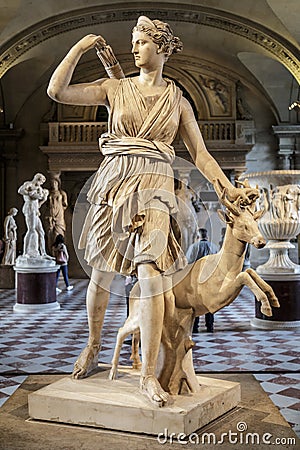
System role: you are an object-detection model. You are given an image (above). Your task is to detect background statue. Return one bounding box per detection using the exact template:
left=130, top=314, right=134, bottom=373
left=18, top=173, right=49, bottom=258
left=174, top=180, right=198, bottom=253
left=47, top=174, right=68, bottom=252
left=1, top=207, right=18, bottom=265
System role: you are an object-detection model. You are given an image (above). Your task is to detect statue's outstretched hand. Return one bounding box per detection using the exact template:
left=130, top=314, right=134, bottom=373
left=226, top=186, right=259, bottom=206
left=213, top=178, right=259, bottom=206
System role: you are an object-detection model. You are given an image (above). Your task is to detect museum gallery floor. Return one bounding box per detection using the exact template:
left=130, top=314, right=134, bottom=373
left=0, top=276, right=299, bottom=439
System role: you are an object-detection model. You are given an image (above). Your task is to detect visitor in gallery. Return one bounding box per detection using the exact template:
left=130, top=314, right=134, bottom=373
left=52, top=234, right=73, bottom=293
left=186, top=228, right=218, bottom=333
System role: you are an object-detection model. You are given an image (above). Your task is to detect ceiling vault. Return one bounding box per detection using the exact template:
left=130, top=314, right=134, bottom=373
left=0, top=2, right=299, bottom=81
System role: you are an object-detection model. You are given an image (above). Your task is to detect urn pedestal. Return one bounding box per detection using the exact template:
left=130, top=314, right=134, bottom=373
left=251, top=273, right=300, bottom=329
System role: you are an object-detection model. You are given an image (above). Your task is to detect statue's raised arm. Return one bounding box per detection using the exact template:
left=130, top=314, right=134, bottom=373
left=47, top=34, right=118, bottom=106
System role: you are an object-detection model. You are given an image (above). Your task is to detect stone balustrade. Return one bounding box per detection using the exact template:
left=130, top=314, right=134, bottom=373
left=48, top=120, right=238, bottom=144
left=43, top=120, right=254, bottom=172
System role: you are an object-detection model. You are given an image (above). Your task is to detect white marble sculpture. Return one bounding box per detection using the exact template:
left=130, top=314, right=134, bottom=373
left=48, top=15, right=265, bottom=407
left=109, top=180, right=280, bottom=392
left=240, top=170, right=300, bottom=274
left=47, top=173, right=68, bottom=252
left=1, top=207, right=18, bottom=265
left=16, top=173, right=55, bottom=267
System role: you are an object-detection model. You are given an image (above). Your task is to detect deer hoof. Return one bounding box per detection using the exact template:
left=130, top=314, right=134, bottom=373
left=261, top=305, right=272, bottom=317
left=270, top=297, right=280, bottom=308
left=109, top=367, right=118, bottom=380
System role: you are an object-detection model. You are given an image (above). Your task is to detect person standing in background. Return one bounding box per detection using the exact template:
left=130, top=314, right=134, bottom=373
left=186, top=228, right=218, bottom=333
left=52, top=234, right=73, bottom=293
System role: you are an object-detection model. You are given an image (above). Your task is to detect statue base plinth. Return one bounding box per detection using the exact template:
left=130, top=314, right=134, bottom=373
left=0, top=265, right=15, bottom=288
left=14, top=265, right=60, bottom=312
left=252, top=273, right=300, bottom=329
left=15, top=254, right=56, bottom=268
left=28, top=366, right=240, bottom=436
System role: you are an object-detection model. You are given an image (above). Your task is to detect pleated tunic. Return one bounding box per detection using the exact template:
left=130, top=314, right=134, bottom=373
left=79, top=78, right=187, bottom=275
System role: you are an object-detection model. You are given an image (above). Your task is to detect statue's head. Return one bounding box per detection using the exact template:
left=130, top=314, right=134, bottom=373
left=133, top=16, right=183, bottom=60
left=33, top=173, right=46, bottom=185
left=51, top=177, right=61, bottom=191
left=9, top=207, right=18, bottom=216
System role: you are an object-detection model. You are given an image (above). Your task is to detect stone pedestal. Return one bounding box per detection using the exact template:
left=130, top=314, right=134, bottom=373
left=14, top=265, right=60, bottom=312
left=0, top=265, right=15, bottom=288
left=28, top=366, right=241, bottom=436
left=251, top=273, right=300, bottom=329
left=2, top=373, right=298, bottom=450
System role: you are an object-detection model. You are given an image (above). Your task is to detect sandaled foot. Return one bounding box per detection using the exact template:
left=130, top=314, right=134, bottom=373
left=72, top=344, right=100, bottom=379
left=140, top=375, right=169, bottom=407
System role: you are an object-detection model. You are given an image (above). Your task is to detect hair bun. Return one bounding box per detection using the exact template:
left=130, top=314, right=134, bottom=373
left=172, top=36, right=183, bottom=54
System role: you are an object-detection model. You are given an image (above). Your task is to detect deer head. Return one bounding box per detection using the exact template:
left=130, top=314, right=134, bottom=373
left=214, top=179, right=266, bottom=249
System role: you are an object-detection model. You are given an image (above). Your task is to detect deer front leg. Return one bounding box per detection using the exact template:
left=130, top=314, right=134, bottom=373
left=245, top=268, right=280, bottom=308
left=236, top=272, right=272, bottom=316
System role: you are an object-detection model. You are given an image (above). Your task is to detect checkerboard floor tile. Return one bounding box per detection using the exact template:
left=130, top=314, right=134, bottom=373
left=0, top=277, right=299, bottom=436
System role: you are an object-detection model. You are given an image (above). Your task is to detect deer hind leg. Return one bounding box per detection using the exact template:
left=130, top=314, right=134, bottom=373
left=130, top=331, right=141, bottom=369
left=236, top=272, right=273, bottom=316
left=245, top=268, right=280, bottom=308
left=109, top=315, right=139, bottom=380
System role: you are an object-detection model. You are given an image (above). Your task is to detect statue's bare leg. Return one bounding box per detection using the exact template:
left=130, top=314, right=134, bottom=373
left=138, top=263, right=169, bottom=407
left=37, top=218, right=47, bottom=255
left=72, top=269, right=114, bottom=379
left=24, top=214, right=38, bottom=256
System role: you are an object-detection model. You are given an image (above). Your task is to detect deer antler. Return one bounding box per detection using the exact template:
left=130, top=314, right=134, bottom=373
left=213, top=179, right=240, bottom=216
left=253, top=209, right=265, bottom=220
left=236, top=179, right=250, bottom=189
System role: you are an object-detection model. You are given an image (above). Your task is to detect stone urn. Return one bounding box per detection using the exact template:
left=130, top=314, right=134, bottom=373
left=239, top=170, right=300, bottom=275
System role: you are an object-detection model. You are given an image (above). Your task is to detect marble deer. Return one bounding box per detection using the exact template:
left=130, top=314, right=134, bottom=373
left=109, top=179, right=280, bottom=394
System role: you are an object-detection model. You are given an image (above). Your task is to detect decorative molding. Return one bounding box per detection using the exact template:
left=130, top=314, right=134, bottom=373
left=273, top=125, right=300, bottom=135
left=0, top=3, right=299, bottom=81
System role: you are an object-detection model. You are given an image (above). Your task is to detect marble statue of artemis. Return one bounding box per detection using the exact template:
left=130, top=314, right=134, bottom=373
left=47, top=16, right=256, bottom=407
